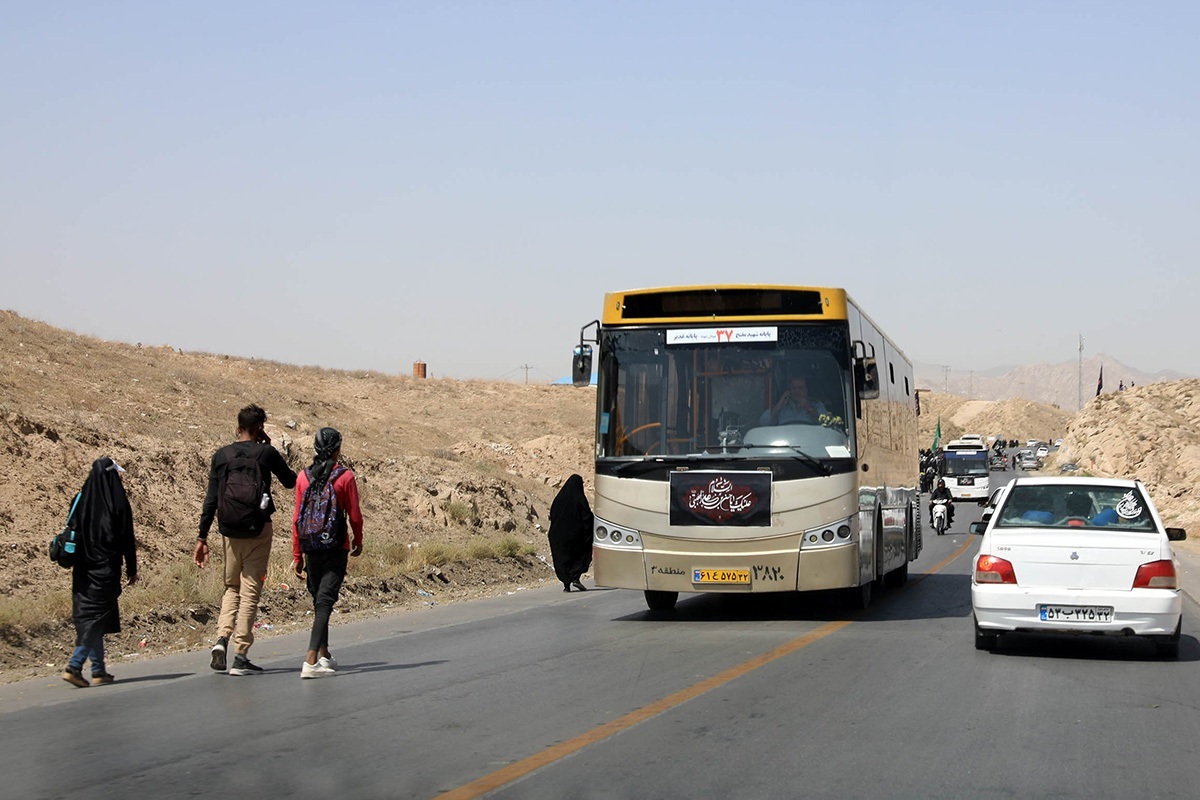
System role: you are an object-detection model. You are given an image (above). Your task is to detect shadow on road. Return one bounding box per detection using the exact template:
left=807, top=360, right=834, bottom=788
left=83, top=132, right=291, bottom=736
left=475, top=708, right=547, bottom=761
left=611, top=571, right=974, bottom=624
left=983, top=632, right=1200, bottom=664
left=105, top=672, right=193, bottom=685
left=340, top=660, right=449, bottom=675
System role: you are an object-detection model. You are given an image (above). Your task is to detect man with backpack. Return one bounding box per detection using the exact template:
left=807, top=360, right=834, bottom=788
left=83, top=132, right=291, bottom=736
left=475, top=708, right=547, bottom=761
left=291, top=427, right=363, bottom=678
left=194, top=404, right=296, bottom=676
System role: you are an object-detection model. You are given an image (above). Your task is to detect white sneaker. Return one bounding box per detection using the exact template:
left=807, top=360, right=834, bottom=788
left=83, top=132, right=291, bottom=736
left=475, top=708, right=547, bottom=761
left=318, top=655, right=337, bottom=670
left=301, top=660, right=336, bottom=679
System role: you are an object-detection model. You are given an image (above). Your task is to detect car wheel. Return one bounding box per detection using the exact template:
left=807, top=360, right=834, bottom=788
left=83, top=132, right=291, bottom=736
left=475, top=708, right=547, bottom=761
left=644, top=590, right=678, bottom=612
left=974, top=617, right=998, bottom=651
left=1154, top=620, right=1182, bottom=659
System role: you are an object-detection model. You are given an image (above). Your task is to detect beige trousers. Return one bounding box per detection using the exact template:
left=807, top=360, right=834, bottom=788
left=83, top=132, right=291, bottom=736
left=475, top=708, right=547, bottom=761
left=217, top=521, right=273, bottom=655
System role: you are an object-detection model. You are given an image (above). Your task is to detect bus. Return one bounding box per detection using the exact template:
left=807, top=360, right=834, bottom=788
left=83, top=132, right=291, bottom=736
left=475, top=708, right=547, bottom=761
left=570, top=285, right=920, bottom=611
left=938, top=438, right=989, bottom=502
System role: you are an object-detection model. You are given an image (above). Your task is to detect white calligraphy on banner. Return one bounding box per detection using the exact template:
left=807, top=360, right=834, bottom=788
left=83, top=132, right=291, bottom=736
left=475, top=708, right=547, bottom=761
left=666, top=327, right=778, bottom=345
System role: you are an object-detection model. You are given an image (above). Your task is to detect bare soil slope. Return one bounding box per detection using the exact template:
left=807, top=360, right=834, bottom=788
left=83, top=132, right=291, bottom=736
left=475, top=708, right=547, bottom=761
left=0, top=311, right=593, bottom=682
left=918, top=393, right=1072, bottom=446
left=1057, top=380, right=1200, bottom=531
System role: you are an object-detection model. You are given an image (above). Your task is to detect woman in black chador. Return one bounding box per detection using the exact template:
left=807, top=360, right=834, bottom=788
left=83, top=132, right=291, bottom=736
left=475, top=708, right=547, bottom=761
left=62, top=457, right=138, bottom=688
left=547, top=474, right=594, bottom=592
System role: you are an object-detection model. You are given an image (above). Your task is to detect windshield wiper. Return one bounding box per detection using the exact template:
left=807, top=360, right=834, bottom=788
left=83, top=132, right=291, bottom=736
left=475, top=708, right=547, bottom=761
left=739, top=444, right=831, bottom=476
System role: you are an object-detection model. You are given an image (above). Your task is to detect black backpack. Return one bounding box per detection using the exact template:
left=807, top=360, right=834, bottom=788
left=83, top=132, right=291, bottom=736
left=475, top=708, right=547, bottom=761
left=49, top=492, right=82, bottom=569
left=296, top=466, right=348, bottom=552
left=216, top=444, right=267, bottom=534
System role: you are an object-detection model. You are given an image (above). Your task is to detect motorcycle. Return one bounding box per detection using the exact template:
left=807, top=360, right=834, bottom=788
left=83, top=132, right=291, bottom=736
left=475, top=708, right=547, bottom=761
left=931, top=498, right=950, bottom=535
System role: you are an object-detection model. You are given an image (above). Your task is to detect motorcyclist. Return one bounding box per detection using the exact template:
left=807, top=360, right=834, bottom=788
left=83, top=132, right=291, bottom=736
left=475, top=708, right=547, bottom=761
left=929, top=478, right=955, bottom=527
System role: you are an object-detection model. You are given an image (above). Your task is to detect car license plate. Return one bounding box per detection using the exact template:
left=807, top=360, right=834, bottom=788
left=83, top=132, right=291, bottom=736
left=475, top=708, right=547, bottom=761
left=1039, top=605, right=1113, bottom=622
left=693, top=568, right=751, bottom=585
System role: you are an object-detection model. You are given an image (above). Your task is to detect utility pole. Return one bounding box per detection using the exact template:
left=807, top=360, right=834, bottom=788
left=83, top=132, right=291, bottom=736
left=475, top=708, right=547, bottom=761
left=520, top=363, right=533, bottom=384
left=941, top=365, right=950, bottom=392
left=1077, top=333, right=1084, bottom=411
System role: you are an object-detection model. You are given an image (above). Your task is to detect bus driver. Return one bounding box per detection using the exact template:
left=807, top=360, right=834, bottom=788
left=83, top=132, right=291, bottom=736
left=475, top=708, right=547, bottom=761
left=760, top=376, right=829, bottom=426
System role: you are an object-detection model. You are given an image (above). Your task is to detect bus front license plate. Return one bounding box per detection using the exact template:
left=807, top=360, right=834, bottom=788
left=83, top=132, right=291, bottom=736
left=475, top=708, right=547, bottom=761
left=693, top=568, right=751, bottom=585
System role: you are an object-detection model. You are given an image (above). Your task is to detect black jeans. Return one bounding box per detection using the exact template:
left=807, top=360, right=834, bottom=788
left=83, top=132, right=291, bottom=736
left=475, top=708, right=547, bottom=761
left=304, top=549, right=349, bottom=652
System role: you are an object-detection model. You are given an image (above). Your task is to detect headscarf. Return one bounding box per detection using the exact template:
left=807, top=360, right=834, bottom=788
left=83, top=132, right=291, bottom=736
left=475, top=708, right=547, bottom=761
left=75, top=457, right=134, bottom=560
left=308, top=427, right=343, bottom=492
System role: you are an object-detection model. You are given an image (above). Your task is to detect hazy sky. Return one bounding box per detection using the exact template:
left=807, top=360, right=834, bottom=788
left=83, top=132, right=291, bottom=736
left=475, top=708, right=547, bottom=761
left=3, top=2, right=1197, bottom=381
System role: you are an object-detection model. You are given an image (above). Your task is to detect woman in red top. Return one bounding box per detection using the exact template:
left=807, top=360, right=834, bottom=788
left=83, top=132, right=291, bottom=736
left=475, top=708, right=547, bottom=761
left=292, top=427, right=363, bottom=678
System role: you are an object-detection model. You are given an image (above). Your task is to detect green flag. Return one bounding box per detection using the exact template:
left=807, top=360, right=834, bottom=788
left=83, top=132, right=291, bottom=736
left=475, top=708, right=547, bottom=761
left=932, top=416, right=941, bottom=451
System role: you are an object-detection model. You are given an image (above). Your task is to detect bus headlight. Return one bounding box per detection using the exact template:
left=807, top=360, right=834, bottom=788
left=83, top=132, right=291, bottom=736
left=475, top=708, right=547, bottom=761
left=802, top=518, right=855, bottom=550
left=594, top=516, right=642, bottom=550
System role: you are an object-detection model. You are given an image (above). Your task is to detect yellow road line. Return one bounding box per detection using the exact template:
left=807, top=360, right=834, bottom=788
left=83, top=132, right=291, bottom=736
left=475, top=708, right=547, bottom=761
left=433, top=620, right=850, bottom=800
left=435, top=537, right=976, bottom=800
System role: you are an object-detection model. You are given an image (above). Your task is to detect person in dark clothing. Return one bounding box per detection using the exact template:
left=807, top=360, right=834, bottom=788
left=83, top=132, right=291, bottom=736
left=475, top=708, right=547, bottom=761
left=548, top=474, right=594, bottom=592
left=63, top=457, right=137, bottom=688
left=194, top=404, right=296, bottom=676
left=929, top=478, right=955, bottom=527
left=291, top=427, right=364, bottom=679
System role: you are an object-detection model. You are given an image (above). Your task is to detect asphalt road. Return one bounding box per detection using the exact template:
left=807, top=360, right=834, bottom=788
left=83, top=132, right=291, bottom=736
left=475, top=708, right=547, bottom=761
left=5, top=464, right=1200, bottom=800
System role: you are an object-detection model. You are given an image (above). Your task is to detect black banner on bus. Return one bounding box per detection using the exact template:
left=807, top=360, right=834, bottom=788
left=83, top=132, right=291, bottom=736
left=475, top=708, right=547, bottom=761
left=669, top=471, right=773, bottom=527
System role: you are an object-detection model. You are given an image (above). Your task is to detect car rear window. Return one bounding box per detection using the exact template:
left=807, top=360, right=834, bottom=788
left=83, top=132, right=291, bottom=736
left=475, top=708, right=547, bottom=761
left=995, top=485, right=1157, bottom=531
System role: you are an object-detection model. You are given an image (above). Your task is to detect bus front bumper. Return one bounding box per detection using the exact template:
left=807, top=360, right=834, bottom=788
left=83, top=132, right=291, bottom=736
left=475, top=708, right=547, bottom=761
left=593, top=537, right=860, bottom=594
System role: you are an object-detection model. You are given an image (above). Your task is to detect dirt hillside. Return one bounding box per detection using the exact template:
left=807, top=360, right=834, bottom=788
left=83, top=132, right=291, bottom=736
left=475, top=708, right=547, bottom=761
left=1056, top=380, right=1200, bottom=531
left=918, top=392, right=1072, bottom=447
left=0, top=311, right=594, bottom=682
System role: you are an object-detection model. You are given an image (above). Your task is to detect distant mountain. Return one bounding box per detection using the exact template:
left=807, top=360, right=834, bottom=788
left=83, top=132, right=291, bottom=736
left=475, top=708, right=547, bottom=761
left=914, top=355, right=1192, bottom=411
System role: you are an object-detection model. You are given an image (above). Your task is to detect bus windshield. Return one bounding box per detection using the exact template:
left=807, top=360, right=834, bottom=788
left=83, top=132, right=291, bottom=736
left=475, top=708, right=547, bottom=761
left=942, top=453, right=989, bottom=476
left=596, top=323, right=855, bottom=461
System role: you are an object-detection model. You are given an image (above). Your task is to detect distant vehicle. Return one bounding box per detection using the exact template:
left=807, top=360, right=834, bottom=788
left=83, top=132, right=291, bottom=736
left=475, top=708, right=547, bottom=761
left=971, top=476, right=1186, bottom=657
left=1054, top=438, right=1064, bottom=447
left=940, top=446, right=991, bottom=501
left=988, top=452, right=1007, bottom=470
left=1018, top=453, right=1040, bottom=471
left=1027, top=439, right=1040, bottom=447
left=960, top=434, right=984, bottom=445
left=1059, top=463, right=1080, bottom=473
left=1036, top=446, right=1049, bottom=458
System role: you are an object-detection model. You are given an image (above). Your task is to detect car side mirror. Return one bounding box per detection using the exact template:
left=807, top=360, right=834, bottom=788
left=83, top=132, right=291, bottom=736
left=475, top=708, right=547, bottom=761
left=1166, top=527, right=1187, bottom=541
left=969, top=522, right=987, bottom=535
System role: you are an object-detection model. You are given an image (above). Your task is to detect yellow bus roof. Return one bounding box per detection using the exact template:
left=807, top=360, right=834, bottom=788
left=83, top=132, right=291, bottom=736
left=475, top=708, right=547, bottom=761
left=601, top=285, right=849, bottom=325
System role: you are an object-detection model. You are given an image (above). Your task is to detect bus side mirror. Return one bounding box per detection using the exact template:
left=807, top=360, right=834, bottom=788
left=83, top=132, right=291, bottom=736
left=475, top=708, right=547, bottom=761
left=852, top=340, right=880, bottom=400
left=572, top=345, right=593, bottom=387
left=855, top=359, right=880, bottom=400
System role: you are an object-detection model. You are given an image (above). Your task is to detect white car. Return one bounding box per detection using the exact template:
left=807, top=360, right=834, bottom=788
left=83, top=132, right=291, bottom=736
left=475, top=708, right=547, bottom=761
left=971, top=476, right=1186, bottom=657
left=979, top=482, right=1011, bottom=525
left=1036, top=446, right=1049, bottom=458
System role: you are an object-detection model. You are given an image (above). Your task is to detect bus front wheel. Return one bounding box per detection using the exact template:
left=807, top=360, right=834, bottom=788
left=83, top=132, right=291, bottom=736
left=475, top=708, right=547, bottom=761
left=845, top=580, right=871, bottom=609
left=645, top=590, right=678, bottom=612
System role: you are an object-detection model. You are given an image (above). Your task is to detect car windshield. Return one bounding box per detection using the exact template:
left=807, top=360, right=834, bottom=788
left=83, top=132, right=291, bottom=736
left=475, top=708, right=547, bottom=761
left=995, top=484, right=1157, bottom=531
